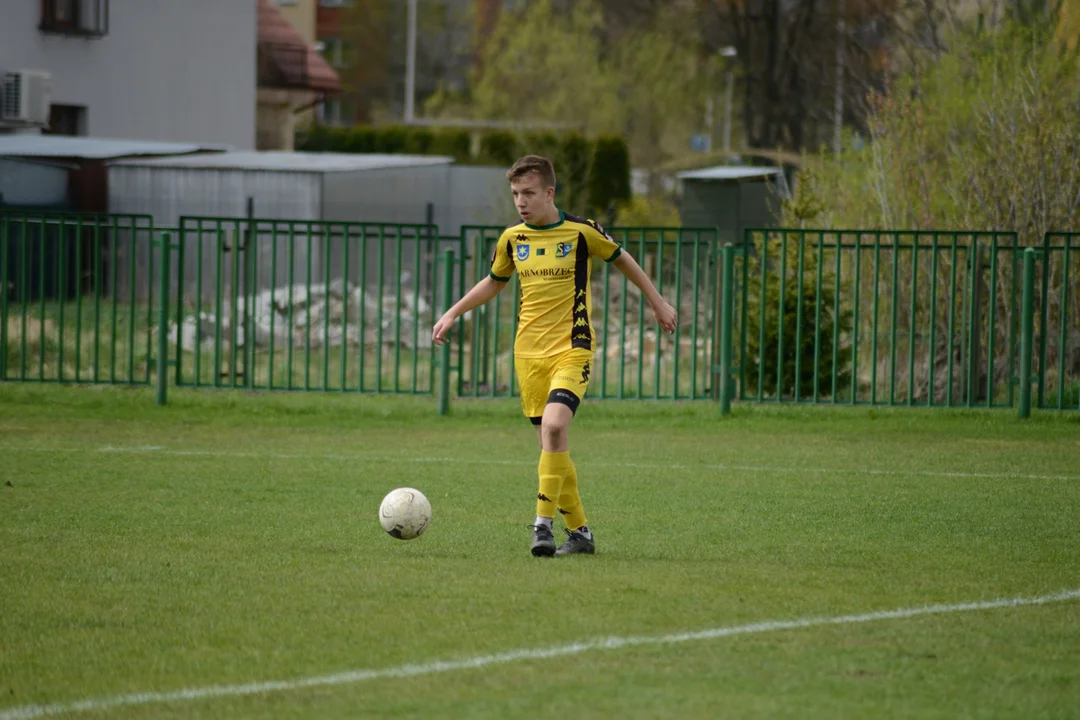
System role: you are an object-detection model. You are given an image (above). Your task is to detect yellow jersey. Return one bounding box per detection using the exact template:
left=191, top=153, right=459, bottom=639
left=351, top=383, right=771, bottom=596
left=489, top=211, right=623, bottom=359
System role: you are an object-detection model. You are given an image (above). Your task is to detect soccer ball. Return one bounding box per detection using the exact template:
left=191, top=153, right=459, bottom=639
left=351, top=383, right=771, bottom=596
left=378, top=487, right=432, bottom=540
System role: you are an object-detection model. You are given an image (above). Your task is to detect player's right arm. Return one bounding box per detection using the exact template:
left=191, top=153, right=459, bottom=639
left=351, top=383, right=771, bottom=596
left=432, top=276, right=507, bottom=346
left=432, top=233, right=516, bottom=346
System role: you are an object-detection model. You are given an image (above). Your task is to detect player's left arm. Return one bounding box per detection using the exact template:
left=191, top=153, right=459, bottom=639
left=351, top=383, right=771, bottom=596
left=582, top=221, right=678, bottom=335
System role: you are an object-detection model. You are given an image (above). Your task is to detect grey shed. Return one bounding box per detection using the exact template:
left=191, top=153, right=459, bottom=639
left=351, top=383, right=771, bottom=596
left=676, top=166, right=788, bottom=246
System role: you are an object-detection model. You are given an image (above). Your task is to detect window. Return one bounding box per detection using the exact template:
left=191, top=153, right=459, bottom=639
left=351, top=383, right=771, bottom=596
left=40, top=0, right=109, bottom=36
left=44, top=105, right=88, bottom=136
left=318, top=37, right=352, bottom=69
left=319, top=0, right=353, bottom=7
left=274, top=0, right=299, bottom=5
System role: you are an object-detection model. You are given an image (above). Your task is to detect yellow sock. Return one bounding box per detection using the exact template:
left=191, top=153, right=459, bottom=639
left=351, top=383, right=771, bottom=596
left=536, top=450, right=571, bottom=519
left=557, top=457, right=588, bottom=531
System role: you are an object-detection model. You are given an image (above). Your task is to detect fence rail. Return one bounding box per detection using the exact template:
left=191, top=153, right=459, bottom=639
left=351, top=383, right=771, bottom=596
left=733, top=229, right=1079, bottom=410
left=0, top=211, right=157, bottom=385
left=1036, top=233, right=1079, bottom=410
left=1, top=210, right=1076, bottom=416
left=172, top=216, right=455, bottom=394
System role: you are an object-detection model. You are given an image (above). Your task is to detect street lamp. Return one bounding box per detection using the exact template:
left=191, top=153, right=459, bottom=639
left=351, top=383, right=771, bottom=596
left=720, top=46, right=737, bottom=155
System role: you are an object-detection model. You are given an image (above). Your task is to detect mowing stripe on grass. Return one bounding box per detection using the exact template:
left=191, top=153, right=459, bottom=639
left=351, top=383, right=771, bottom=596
left=3, top=588, right=1079, bottom=720
left=80, top=446, right=1080, bottom=482
left=2, top=444, right=1077, bottom=481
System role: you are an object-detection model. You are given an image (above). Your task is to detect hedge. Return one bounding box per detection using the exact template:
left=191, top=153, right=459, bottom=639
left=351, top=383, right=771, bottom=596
left=294, top=125, right=632, bottom=219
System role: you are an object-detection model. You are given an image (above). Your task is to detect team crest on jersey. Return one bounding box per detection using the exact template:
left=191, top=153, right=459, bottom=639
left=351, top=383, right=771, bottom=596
left=516, top=244, right=530, bottom=261
left=555, top=242, right=574, bottom=258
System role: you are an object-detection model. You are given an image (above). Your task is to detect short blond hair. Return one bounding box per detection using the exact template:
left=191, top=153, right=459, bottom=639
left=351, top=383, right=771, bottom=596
left=506, top=155, right=556, bottom=189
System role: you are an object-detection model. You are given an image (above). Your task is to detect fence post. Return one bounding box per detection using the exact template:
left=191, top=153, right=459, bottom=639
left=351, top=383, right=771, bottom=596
left=156, top=231, right=172, bottom=406
left=0, top=214, right=8, bottom=382
left=719, top=243, right=735, bottom=416
left=1018, top=247, right=1035, bottom=420
left=438, top=247, right=454, bottom=416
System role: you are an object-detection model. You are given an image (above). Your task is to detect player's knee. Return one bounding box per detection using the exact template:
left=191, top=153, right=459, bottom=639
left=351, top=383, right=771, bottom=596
left=541, top=420, right=568, bottom=445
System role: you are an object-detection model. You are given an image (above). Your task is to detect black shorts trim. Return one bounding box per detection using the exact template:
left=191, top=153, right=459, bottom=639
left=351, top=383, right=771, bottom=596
left=547, top=388, right=581, bottom=415
left=529, top=416, right=543, bottom=426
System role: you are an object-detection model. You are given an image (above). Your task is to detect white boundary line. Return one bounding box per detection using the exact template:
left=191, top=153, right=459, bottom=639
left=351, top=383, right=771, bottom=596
left=43, top=445, right=1080, bottom=482
left=2, top=588, right=1078, bottom=720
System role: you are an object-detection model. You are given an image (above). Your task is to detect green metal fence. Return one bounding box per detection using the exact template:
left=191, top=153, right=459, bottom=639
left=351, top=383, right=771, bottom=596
left=3, top=209, right=1075, bottom=416
left=0, top=211, right=158, bottom=385
left=1036, top=232, right=1080, bottom=410
left=732, top=229, right=1079, bottom=410
left=457, top=226, right=720, bottom=400
left=172, top=217, right=459, bottom=393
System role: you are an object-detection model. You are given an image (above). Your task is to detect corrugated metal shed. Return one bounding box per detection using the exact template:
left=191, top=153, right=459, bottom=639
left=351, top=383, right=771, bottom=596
left=104, top=151, right=507, bottom=304
left=0, top=135, right=230, bottom=160
left=110, top=151, right=453, bottom=172
left=106, top=151, right=484, bottom=229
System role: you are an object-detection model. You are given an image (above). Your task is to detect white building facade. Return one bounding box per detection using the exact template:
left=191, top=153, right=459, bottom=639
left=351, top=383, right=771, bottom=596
left=0, top=0, right=256, bottom=149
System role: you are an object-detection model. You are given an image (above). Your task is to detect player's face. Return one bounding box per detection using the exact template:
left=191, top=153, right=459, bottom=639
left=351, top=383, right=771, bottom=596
left=510, top=173, right=555, bottom=223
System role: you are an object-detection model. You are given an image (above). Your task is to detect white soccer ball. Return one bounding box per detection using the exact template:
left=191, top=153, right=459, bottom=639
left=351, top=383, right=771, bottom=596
left=378, top=487, right=432, bottom=540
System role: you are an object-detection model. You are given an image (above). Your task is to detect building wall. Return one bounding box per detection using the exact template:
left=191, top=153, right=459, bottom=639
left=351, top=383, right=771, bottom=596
left=274, top=0, right=317, bottom=45
left=272, top=0, right=319, bottom=131
left=0, top=0, right=256, bottom=149
left=321, top=164, right=512, bottom=232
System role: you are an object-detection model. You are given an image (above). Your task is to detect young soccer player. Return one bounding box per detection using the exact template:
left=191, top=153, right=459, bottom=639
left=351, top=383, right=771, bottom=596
left=432, top=155, right=678, bottom=557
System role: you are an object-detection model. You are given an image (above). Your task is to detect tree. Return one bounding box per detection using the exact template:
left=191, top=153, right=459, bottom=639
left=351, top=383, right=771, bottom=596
left=467, top=0, right=618, bottom=135
left=692, top=0, right=899, bottom=153
left=462, top=0, right=707, bottom=177
left=787, top=15, right=1080, bottom=399
left=338, top=0, right=475, bottom=123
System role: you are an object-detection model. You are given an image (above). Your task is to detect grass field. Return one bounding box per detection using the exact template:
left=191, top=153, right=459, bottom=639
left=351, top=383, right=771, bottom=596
left=1, top=384, right=1078, bottom=719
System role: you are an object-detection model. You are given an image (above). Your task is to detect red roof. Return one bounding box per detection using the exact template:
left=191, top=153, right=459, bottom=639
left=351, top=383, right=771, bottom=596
left=257, top=0, right=341, bottom=93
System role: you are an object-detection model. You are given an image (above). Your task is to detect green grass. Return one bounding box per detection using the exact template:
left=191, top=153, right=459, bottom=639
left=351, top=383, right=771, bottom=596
left=1, top=385, right=1078, bottom=719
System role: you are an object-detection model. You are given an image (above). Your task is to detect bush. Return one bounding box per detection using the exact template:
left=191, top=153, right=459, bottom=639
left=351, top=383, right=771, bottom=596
left=557, top=133, right=592, bottom=215
left=477, top=131, right=520, bottom=167
left=404, top=129, right=435, bottom=155
left=373, top=126, right=408, bottom=154
left=614, top=194, right=681, bottom=227
left=587, top=136, right=631, bottom=216
left=522, top=133, right=560, bottom=161
left=431, top=129, right=473, bottom=162
left=742, top=236, right=853, bottom=400
left=344, top=126, right=377, bottom=153
left=295, top=124, right=334, bottom=152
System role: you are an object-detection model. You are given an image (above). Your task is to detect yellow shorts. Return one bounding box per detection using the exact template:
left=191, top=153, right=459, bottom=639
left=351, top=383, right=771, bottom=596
left=515, top=348, right=593, bottom=424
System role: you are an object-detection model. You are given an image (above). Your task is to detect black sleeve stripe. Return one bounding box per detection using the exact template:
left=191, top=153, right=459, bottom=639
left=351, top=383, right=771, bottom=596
left=605, top=247, right=623, bottom=263
left=489, top=272, right=511, bottom=282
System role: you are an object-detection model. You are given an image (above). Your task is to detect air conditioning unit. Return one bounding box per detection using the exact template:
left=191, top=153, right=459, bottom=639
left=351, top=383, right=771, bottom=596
left=1, top=70, right=52, bottom=125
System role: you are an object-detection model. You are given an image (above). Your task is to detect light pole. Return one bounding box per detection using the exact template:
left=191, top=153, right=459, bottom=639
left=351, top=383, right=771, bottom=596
left=405, top=0, right=417, bottom=124
left=720, top=46, right=737, bottom=155
left=833, top=0, right=845, bottom=155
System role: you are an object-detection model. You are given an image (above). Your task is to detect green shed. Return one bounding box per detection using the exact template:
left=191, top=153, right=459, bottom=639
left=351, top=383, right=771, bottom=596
left=676, top=166, right=787, bottom=246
